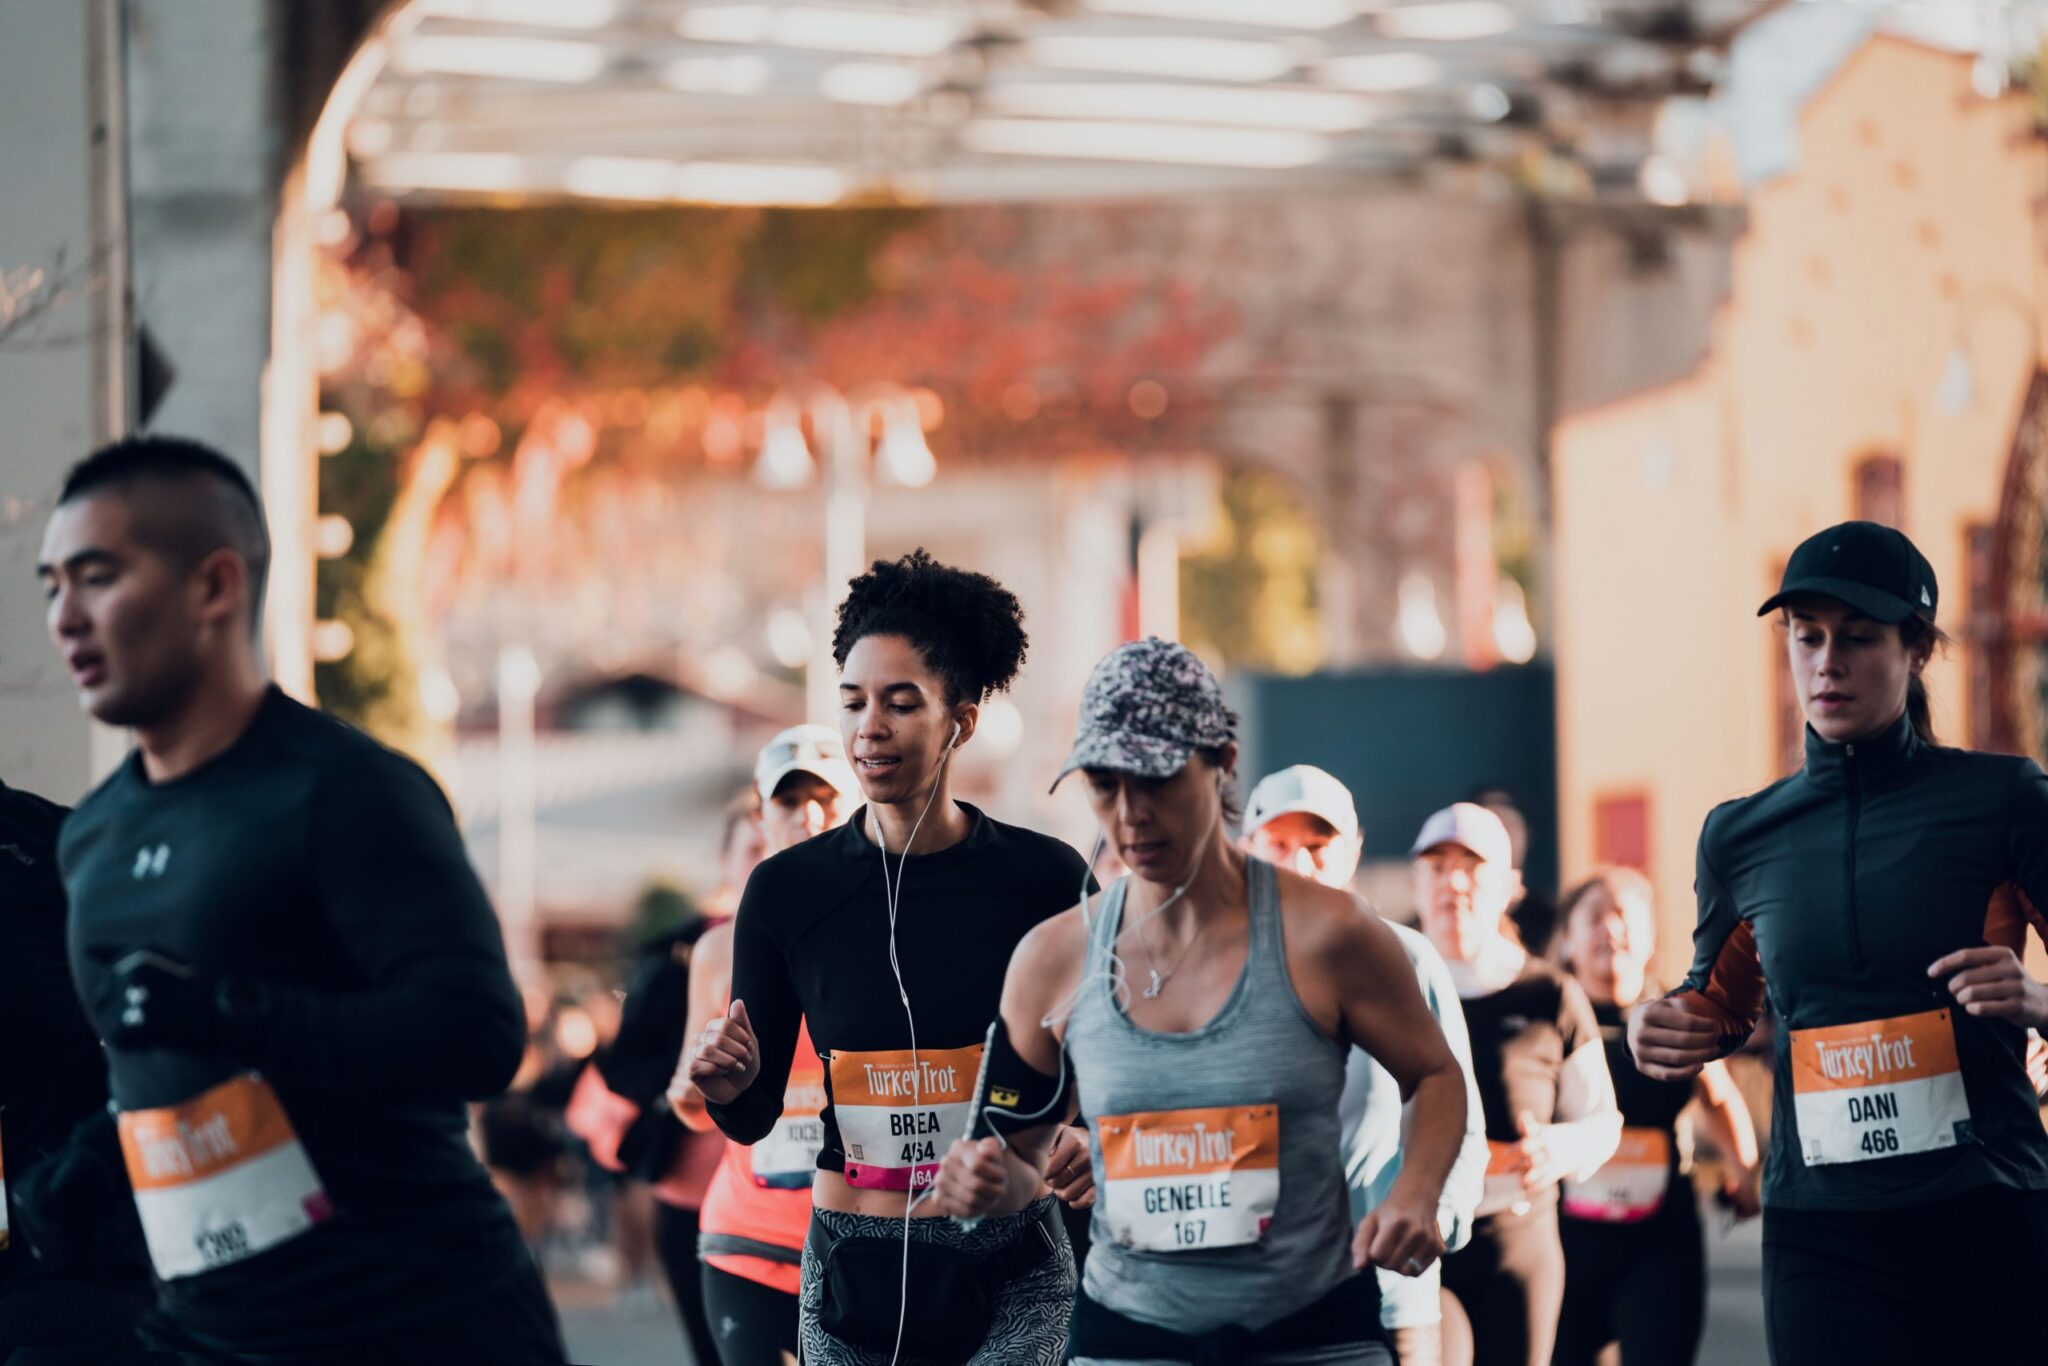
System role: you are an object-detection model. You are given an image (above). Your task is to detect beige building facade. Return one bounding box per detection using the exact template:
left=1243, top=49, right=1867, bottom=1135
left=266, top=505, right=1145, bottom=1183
left=1553, top=36, right=2048, bottom=983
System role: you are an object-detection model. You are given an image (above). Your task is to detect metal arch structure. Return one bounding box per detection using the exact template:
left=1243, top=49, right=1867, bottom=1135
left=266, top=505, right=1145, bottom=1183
left=1982, top=370, right=2048, bottom=762
left=338, top=0, right=1784, bottom=207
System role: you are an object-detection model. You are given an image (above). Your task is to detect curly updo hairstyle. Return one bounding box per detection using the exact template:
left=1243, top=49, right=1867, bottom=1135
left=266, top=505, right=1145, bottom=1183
left=832, top=549, right=1029, bottom=705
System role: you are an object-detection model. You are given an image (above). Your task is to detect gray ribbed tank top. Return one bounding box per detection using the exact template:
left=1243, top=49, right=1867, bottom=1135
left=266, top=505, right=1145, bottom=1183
left=1067, top=857, right=1354, bottom=1333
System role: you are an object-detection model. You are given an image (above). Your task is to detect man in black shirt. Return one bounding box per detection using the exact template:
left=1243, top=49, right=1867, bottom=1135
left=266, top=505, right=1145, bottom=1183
left=35, top=436, right=563, bottom=1361
left=0, top=778, right=152, bottom=1356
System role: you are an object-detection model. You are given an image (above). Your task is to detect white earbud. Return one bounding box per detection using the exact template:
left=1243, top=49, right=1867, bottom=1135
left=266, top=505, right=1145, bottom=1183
left=948, top=720, right=962, bottom=751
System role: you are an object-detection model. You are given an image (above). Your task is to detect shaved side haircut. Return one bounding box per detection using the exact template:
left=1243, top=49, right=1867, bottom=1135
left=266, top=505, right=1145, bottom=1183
left=59, top=435, right=272, bottom=633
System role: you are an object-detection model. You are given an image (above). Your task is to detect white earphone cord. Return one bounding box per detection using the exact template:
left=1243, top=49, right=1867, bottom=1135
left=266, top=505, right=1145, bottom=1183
left=875, top=721, right=958, bottom=1366
left=971, top=815, right=1222, bottom=1153
left=878, top=748, right=1222, bottom=1365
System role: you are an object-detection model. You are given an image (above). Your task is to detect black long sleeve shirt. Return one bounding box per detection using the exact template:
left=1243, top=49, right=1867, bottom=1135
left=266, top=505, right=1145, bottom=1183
left=707, top=805, right=1088, bottom=1185
left=0, top=781, right=125, bottom=1290
left=1676, top=713, right=2048, bottom=1211
left=59, top=688, right=533, bottom=1351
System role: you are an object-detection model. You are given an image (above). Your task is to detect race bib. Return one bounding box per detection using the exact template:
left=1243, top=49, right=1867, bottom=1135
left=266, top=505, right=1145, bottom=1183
left=1479, top=1140, right=1530, bottom=1217
left=1562, top=1127, right=1672, bottom=1223
left=829, top=1046, right=981, bottom=1192
left=117, top=1075, right=332, bottom=1280
left=1095, top=1104, right=1279, bottom=1252
left=751, top=1062, right=826, bottom=1189
left=1791, top=1009, right=1974, bottom=1166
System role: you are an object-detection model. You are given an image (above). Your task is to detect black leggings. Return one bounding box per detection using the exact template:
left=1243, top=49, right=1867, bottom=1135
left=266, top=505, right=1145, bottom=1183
left=1551, top=1208, right=1703, bottom=1366
left=1763, top=1186, right=2048, bottom=1365
left=701, top=1263, right=801, bottom=1365
left=656, top=1204, right=720, bottom=1366
left=1439, top=1206, right=1564, bottom=1366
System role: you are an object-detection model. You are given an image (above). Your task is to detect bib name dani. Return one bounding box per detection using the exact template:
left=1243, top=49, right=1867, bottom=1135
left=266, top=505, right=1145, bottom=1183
left=1790, top=1009, right=1974, bottom=1167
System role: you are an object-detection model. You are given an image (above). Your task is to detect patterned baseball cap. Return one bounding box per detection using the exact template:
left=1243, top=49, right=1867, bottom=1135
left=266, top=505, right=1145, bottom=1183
left=1051, top=638, right=1236, bottom=792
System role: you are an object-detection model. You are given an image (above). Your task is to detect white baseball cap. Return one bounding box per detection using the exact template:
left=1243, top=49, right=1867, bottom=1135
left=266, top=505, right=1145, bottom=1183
left=1410, top=802, right=1514, bottom=868
left=755, top=725, right=856, bottom=805
left=1244, top=765, right=1359, bottom=840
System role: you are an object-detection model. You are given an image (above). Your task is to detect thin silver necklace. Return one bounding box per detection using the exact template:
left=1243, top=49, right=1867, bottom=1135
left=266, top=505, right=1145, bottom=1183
left=1137, top=883, right=1204, bottom=999
left=1127, top=834, right=1236, bottom=999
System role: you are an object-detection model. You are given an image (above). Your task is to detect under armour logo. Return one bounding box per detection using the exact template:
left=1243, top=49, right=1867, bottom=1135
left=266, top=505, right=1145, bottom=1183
left=132, top=844, right=171, bottom=879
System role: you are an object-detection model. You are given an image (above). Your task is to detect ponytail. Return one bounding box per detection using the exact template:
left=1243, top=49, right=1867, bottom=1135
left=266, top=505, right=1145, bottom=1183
left=1898, top=615, right=1948, bottom=747
left=1905, top=676, right=1936, bottom=747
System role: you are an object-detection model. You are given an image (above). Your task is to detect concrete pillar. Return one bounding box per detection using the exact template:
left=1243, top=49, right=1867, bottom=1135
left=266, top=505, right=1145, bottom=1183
left=0, top=0, right=130, bottom=801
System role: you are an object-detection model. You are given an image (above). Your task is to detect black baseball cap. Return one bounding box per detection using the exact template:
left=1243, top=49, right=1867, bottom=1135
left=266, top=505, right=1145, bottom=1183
left=1756, top=521, right=1937, bottom=624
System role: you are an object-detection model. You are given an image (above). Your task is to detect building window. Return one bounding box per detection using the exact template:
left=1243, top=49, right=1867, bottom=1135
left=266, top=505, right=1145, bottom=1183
left=1593, top=792, right=1650, bottom=874
left=1853, top=455, right=1906, bottom=530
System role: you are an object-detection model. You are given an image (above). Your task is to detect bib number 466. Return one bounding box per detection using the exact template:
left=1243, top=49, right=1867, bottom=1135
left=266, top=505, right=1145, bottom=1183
left=1859, top=1128, right=1900, bottom=1157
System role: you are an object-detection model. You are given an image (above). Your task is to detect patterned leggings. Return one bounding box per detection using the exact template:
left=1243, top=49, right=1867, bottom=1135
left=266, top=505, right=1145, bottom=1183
left=798, top=1197, right=1075, bottom=1366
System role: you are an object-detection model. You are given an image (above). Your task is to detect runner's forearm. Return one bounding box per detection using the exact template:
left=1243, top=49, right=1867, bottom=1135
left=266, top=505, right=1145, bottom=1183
left=1542, top=1112, right=1626, bottom=1183
left=1383, top=1064, right=1466, bottom=1217
left=249, top=957, right=526, bottom=1100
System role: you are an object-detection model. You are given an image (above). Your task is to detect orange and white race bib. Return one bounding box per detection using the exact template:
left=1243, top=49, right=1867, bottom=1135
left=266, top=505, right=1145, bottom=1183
left=751, top=1062, right=826, bottom=1189
left=829, top=1046, right=981, bottom=1192
left=117, top=1075, right=331, bottom=1280
left=1791, top=1009, right=1974, bottom=1167
left=1096, top=1104, right=1280, bottom=1252
left=1563, top=1128, right=1672, bottom=1223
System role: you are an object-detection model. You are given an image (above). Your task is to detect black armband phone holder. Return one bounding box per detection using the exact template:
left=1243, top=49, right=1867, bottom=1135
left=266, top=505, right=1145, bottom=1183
left=967, top=1017, right=1073, bottom=1141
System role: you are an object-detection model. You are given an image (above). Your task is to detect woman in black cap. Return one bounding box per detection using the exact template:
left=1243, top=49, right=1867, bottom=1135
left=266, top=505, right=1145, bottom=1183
left=1629, top=520, right=2048, bottom=1365
left=930, top=637, right=1469, bottom=1366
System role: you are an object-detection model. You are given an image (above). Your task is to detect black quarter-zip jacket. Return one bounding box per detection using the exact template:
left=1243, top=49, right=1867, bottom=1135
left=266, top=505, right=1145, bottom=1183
left=1676, top=712, right=2048, bottom=1211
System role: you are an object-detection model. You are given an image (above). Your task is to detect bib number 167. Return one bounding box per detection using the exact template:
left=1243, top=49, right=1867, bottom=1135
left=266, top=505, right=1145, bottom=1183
left=1171, top=1219, right=1207, bottom=1247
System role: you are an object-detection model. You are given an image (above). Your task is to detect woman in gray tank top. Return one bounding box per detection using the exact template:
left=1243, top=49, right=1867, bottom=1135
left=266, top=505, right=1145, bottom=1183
left=930, top=639, right=1470, bottom=1365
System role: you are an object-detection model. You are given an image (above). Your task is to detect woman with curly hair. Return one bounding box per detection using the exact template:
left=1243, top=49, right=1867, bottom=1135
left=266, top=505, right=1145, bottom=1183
left=688, top=550, right=1095, bottom=1366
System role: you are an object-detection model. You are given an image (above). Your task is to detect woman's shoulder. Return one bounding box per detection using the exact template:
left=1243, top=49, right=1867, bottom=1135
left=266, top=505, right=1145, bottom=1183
left=736, top=825, right=864, bottom=924
left=978, top=812, right=1092, bottom=878
left=1698, top=774, right=1808, bottom=860
left=1005, top=898, right=1098, bottom=1018
left=1929, top=744, right=2044, bottom=787
left=1270, top=864, right=1391, bottom=962
left=1012, top=897, right=1098, bottom=969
